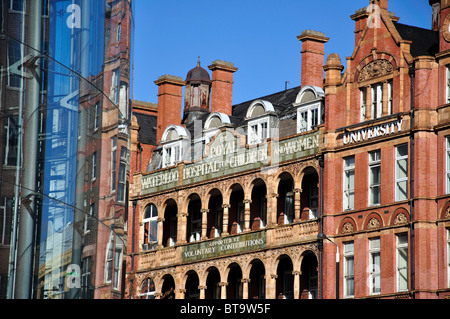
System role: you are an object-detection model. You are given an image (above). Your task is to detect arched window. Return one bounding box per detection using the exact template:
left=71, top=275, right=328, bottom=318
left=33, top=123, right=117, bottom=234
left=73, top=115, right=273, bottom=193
left=143, top=204, right=158, bottom=251
left=140, top=278, right=156, bottom=299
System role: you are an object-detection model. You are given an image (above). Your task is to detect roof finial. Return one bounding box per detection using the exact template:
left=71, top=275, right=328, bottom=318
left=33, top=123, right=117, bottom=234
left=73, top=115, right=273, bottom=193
left=197, top=56, right=201, bottom=66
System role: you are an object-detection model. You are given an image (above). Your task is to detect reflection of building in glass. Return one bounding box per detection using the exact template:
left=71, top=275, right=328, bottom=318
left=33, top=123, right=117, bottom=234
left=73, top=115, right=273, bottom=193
left=0, top=0, right=134, bottom=299
left=128, top=0, right=450, bottom=300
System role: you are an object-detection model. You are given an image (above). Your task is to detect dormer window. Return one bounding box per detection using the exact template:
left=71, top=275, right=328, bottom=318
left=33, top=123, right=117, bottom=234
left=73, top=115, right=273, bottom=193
left=246, top=100, right=275, bottom=145
left=203, top=112, right=231, bottom=144
left=161, top=125, right=190, bottom=168
left=295, top=86, right=324, bottom=134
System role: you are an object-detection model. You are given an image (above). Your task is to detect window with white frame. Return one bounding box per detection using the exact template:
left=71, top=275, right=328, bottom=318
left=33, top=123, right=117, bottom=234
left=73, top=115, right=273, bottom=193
left=81, top=256, right=93, bottom=299
left=388, top=80, right=393, bottom=115
left=344, top=242, right=355, bottom=298
left=162, top=142, right=181, bottom=168
left=7, top=40, right=22, bottom=88
left=92, top=151, right=97, bottom=181
left=0, top=197, right=13, bottom=245
left=447, top=229, right=450, bottom=288
left=343, top=156, right=355, bottom=211
left=143, top=204, right=158, bottom=251
left=396, top=233, right=409, bottom=292
left=3, top=116, right=19, bottom=166
left=111, top=67, right=120, bottom=104
left=140, top=278, right=156, bottom=299
left=446, top=137, right=450, bottom=194
left=94, top=102, right=100, bottom=131
left=395, top=144, right=408, bottom=201
left=447, top=66, right=450, bottom=104
left=84, top=202, right=94, bottom=233
left=369, top=150, right=381, bottom=206
left=248, top=118, right=269, bottom=145
left=360, top=87, right=367, bottom=122
left=111, top=137, right=117, bottom=192
left=117, top=147, right=128, bottom=202
left=105, top=231, right=122, bottom=290
left=371, top=83, right=383, bottom=119
left=297, top=103, right=321, bottom=133
left=369, top=237, right=381, bottom=295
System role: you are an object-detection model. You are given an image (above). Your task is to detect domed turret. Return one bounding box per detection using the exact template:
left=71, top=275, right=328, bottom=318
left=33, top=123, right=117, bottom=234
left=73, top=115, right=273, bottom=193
left=183, top=57, right=211, bottom=124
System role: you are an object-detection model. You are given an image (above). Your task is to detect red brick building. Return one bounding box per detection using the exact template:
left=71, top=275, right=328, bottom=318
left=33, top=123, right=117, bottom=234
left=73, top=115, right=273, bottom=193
left=127, top=0, right=450, bottom=299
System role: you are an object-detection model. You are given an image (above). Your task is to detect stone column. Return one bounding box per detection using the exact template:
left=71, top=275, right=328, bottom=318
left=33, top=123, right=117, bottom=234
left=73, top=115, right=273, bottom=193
left=219, top=282, right=228, bottom=299
left=157, top=217, right=165, bottom=248
left=177, top=212, right=188, bottom=244
left=382, top=81, right=389, bottom=116
left=268, top=193, right=278, bottom=228
left=266, top=274, right=277, bottom=299
left=294, top=188, right=302, bottom=222
left=199, top=285, right=207, bottom=299
left=176, top=289, right=186, bottom=299
left=222, top=204, right=230, bottom=236
left=201, top=208, right=209, bottom=240
left=293, top=271, right=301, bottom=299
left=242, top=278, right=250, bottom=299
left=365, top=85, right=372, bottom=120
left=243, top=199, right=252, bottom=232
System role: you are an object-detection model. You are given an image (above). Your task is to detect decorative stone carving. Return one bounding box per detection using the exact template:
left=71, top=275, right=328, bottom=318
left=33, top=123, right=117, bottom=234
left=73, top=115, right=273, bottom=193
left=367, top=217, right=380, bottom=230
left=358, top=59, right=393, bottom=81
left=393, top=213, right=408, bottom=225
left=342, top=222, right=354, bottom=234
left=445, top=206, right=450, bottom=219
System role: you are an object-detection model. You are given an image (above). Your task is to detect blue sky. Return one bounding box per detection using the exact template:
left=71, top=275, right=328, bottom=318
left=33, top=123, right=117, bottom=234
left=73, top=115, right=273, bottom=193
left=132, top=0, right=432, bottom=106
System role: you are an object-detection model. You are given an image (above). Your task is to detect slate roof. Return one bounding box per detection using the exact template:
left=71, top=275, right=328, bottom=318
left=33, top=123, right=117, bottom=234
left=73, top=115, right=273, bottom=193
left=134, top=112, right=157, bottom=145
left=394, top=22, right=439, bottom=57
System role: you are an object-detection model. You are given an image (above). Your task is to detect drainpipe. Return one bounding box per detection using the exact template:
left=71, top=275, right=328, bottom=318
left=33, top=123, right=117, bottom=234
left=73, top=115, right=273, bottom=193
left=318, top=155, right=324, bottom=299
left=14, top=0, right=42, bottom=299
left=408, top=65, right=415, bottom=299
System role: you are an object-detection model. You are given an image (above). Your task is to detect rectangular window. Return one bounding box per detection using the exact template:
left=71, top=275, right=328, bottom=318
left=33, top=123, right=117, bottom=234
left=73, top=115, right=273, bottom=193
left=111, top=137, right=117, bottom=192
left=92, top=152, right=97, bottom=181
left=344, top=242, right=355, bottom=298
left=248, top=118, right=269, bottom=145
left=7, top=40, right=22, bottom=88
left=0, top=197, right=13, bottom=245
left=369, top=150, right=381, bottom=206
left=360, top=87, right=367, bottom=122
left=371, top=84, right=383, bottom=119
left=396, top=233, right=409, bottom=292
left=446, top=137, right=450, bottom=194
left=343, top=156, right=355, bottom=211
left=369, top=238, right=381, bottom=295
left=117, top=147, right=128, bottom=203
left=3, top=116, right=19, bottom=166
left=388, top=80, right=393, bottom=115
left=395, top=144, right=408, bottom=201
left=94, top=102, right=100, bottom=131
left=447, top=66, right=450, bottom=104
left=163, top=142, right=181, bottom=168
left=81, top=257, right=94, bottom=299
left=447, top=229, right=450, bottom=288
left=297, top=104, right=322, bottom=133
left=84, top=203, right=94, bottom=233
left=111, top=68, right=120, bottom=104
left=9, top=0, right=23, bottom=12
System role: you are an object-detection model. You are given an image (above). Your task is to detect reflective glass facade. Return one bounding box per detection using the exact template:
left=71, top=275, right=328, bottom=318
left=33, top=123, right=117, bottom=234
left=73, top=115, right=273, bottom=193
left=0, top=0, right=134, bottom=299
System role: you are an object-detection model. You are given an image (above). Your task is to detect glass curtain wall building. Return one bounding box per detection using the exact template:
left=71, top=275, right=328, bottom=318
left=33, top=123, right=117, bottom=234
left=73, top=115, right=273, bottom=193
left=0, top=0, right=134, bottom=299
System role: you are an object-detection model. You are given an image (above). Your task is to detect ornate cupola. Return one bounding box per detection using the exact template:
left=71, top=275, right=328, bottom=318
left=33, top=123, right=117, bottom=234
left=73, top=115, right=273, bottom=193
left=183, top=57, right=211, bottom=124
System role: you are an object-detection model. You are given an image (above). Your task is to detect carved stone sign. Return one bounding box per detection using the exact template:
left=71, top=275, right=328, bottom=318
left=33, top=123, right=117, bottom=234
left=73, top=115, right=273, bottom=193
left=181, top=230, right=266, bottom=263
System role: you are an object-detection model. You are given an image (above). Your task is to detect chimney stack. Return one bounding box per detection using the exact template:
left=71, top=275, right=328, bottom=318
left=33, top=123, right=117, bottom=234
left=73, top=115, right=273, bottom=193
left=154, top=74, right=184, bottom=144
left=297, top=30, right=329, bottom=88
left=208, top=60, right=238, bottom=116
